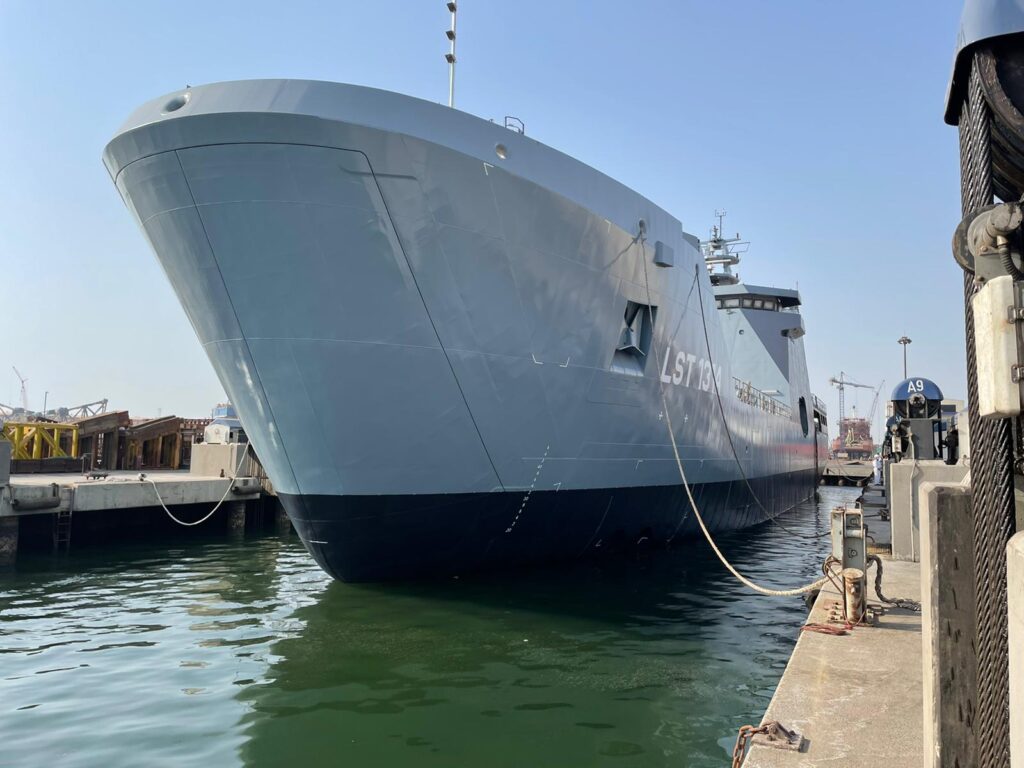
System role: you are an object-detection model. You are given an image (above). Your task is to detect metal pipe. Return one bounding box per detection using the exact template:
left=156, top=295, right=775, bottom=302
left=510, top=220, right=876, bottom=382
left=447, top=2, right=457, bottom=108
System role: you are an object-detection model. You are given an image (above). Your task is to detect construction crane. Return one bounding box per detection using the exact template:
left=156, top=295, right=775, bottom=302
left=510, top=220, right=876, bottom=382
left=866, top=379, right=886, bottom=441
left=828, top=371, right=874, bottom=421
left=11, top=367, right=28, bottom=411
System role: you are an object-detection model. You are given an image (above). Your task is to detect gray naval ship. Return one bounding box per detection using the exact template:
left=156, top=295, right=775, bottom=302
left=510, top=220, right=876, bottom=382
left=103, top=80, right=828, bottom=581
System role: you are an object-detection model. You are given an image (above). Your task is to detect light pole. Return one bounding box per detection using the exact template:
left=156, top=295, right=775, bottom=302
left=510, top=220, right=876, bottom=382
left=897, top=336, right=912, bottom=378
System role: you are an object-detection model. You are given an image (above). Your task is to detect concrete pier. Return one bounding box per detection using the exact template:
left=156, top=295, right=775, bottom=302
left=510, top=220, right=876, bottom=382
left=741, top=458, right=1024, bottom=768
left=0, top=469, right=264, bottom=560
left=745, top=558, right=922, bottom=767
left=2, top=470, right=261, bottom=515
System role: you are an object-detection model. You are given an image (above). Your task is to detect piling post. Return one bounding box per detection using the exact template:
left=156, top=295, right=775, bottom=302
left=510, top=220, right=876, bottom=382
left=0, top=516, right=18, bottom=565
left=227, top=500, right=246, bottom=533
left=275, top=503, right=292, bottom=535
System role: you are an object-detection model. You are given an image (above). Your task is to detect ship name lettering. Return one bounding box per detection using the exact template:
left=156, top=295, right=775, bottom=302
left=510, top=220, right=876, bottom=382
left=659, top=345, right=722, bottom=392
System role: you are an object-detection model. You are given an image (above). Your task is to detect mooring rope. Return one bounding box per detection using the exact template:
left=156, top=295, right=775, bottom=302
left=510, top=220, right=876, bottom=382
left=636, top=229, right=829, bottom=542
left=142, top=445, right=250, bottom=527
left=690, top=254, right=831, bottom=541
left=637, top=225, right=828, bottom=596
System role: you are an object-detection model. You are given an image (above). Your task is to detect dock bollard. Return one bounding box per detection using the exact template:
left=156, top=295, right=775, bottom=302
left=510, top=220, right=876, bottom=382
left=842, top=567, right=866, bottom=624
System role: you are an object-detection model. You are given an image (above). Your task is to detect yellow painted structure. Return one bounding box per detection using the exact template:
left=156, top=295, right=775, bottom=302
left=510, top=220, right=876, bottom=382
left=0, top=422, right=79, bottom=460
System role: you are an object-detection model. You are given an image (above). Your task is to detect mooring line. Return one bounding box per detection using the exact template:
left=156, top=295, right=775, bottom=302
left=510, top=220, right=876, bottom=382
left=637, top=223, right=827, bottom=597
left=143, top=445, right=251, bottom=527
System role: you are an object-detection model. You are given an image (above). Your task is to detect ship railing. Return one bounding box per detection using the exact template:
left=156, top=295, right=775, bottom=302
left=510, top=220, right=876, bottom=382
left=733, top=379, right=793, bottom=418
left=813, top=394, right=828, bottom=415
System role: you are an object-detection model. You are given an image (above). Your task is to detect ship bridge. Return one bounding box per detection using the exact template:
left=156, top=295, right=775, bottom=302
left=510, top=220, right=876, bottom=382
left=712, top=282, right=807, bottom=407
left=713, top=283, right=802, bottom=313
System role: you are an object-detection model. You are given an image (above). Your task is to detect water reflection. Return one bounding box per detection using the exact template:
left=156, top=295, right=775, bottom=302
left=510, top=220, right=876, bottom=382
left=0, top=488, right=857, bottom=768
left=236, top=487, right=846, bottom=768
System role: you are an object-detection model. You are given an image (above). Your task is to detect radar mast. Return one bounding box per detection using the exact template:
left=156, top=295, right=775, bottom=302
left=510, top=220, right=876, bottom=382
left=701, top=209, right=749, bottom=286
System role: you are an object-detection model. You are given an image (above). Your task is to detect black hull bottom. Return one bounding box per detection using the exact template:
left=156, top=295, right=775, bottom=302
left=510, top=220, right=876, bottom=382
left=279, top=469, right=819, bottom=582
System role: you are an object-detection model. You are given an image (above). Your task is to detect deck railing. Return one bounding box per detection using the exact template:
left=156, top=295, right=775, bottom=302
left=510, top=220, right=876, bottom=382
left=734, top=379, right=792, bottom=418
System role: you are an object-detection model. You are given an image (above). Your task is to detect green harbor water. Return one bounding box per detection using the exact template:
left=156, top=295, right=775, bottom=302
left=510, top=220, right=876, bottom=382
left=0, top=487, right=857, bottom=767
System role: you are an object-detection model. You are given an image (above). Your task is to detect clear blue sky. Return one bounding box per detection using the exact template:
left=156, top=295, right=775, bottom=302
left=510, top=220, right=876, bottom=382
left=1, top=1, right=965, bottom=437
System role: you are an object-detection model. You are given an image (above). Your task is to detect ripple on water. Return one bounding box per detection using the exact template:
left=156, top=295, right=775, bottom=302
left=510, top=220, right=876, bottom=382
left=0, top=488, right=858, bottom=768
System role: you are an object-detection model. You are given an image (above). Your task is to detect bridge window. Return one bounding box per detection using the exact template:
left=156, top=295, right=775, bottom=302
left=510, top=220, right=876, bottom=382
left=716, top=296, right=781, bottom=311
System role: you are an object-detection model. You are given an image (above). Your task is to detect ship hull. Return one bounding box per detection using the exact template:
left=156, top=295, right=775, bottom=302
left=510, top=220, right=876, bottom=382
left=104, top=80, right=826, bottom=582
left=283, top=469, right=817, bottom=581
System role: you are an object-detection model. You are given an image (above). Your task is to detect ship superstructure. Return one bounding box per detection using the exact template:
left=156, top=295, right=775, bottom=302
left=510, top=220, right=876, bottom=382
left=104, top=80, right=827, bottom=580
left=831, top=417, right=874, bottom=459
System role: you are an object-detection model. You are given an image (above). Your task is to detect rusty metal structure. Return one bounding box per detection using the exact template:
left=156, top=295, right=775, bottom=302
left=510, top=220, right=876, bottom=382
left=2, top=408, right=213, bottom=474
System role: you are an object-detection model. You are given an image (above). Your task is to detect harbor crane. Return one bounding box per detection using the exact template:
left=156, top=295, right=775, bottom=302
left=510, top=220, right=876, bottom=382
left=866, top=380, right=886, bottom=441
left=828, top=371, right=874, bottom=421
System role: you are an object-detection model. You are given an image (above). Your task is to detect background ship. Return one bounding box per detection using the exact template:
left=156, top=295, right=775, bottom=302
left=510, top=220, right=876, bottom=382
left=828, top=373, right=884, bottom=459
left=830, top=416, right=874, bottom=460
left=104, top=80, right=829, bottom=581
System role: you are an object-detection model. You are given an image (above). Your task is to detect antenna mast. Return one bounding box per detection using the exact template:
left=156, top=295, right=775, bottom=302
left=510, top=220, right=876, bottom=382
left=445, top=2, right=457, bottom=108
left=701, top=209, right=748, bottom=286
